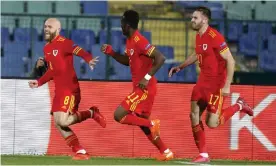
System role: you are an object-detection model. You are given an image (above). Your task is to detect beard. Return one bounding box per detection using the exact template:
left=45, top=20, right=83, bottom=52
left=121, top=27, right=129, bottom=36
left=122, top=30, right=129, bottom=36
left=191, top=22, right=203, bottom=31
left=44, top=30, right=57, bottom=42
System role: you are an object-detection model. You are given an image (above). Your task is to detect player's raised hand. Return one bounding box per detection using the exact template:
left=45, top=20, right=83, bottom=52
left=168, top=66, right=181, bottom=77
left=101, top=44, right=114, bottom=56
left=28, top=80, right=38, bottom=88
left=89, top=56, right=99, bottom=70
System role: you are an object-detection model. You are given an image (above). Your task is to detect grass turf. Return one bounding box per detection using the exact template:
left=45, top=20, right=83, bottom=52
left=1, top=155, right=276, bottom=165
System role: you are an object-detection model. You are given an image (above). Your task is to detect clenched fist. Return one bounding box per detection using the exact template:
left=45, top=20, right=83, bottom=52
left=101, top=44, right=115, bottom=56
left=28, top=80, right=38, bottom=88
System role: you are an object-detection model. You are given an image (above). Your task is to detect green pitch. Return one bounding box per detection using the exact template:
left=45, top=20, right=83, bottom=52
left=2, top=155, right=276, bottom=165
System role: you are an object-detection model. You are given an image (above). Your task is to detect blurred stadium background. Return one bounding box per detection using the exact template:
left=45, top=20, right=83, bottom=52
left=1, top=0, right=276, bottom=82
left=1, top=0, right=276, bottom=165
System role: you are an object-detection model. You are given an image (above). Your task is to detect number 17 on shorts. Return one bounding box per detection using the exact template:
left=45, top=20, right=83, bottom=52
left=207, top=89, right=225, bottom=114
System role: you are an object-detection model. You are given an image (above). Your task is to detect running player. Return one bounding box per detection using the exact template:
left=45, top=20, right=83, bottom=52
left=28, top=18, right=106, bottom=160
left=169, top=7, right=253, bottom=163
left=101, top=10, right=174, bottom=161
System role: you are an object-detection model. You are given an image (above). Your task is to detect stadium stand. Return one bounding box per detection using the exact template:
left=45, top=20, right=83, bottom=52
left=27, top=1, right=53, bottom=14
left=81, top=1, right=108, bottom=15
left=1, top=1, right=24, bottom=14
left=70, top=29, right=96, bottom=52
left=1, top=27, right=9, bottom=47
left=55, top=1, right=80, bottom=15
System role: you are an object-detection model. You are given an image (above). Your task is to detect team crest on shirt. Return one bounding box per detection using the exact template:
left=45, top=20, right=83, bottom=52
left=53, top=50, right=58, bottom=56
left=130, top=49, right=134, bottom=56
left=203, top=44, right=208, bottom=51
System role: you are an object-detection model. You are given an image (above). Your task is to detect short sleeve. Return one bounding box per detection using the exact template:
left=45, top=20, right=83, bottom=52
left=213, top=34, right=229, bottom=54
left=136, top=36, right=155, bottom=57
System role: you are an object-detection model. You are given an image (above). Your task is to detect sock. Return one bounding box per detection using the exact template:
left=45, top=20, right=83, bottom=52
left=76, top=110, right=92, bottom=123
left=219, top=104, right=241, bottom=125
left=146, top=134, right=168, bottom=153
left=120, top=114, right=153, bottom=127
left=192, top=121, right=207, bottom=153
left=200, top=153, right=209, bottom=158
left=65, top=133, right=86, bottom=154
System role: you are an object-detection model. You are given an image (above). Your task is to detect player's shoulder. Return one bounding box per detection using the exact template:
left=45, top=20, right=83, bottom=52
left=57, top=36, right=68, bottom=43
left=207, top=27, right=224, bottom=40
left=51, top=36, right=70, bottom=46
left=133, top=31, right=148, bottom=44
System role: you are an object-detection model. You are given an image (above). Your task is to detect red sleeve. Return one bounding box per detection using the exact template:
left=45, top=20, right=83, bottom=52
left=65, top=40, right=93, bottom=63
left=136, top=36, right=155, bottom=57
left=37, top=63, right=54, bottom=86
left=213, top=34, right=229, bottom=54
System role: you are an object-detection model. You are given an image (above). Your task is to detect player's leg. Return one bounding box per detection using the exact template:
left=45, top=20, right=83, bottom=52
left=137, top=98, right=173, bottom=161
left=190, top=100, right=210, bottom=163
left=205, top=90, right=253, bottom=128
left=114, top=88, right=160, bottom=138
left=53, top=112, right=89, bottom=160
left=114, top=106, right=160, bottom=138
left=139, top=123, right=174, bottom=160
left=54, top=94, right=106, bottom=128
left=189, top=86, right=210, bottom=163
left=54, top=107, right=106, bottom=128
left=54, top=121, right=88, bottom=154
left=114, top=106, right=154, bottom=127
left=217, top=97, right=253, bottom=126
left=51, top=93, right=105, bottom=160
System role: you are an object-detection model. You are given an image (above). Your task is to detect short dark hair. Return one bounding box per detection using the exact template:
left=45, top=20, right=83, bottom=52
left=195, top=6, right=211, bottom=20
left=122, top=10, right=139, bottom=29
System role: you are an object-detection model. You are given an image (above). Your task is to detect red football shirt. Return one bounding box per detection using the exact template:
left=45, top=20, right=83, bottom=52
left=37, top=35, right=92, bottom=93
left=195, top=26, right=229, bottom=89
left=125, top=30, right=157, bottom=89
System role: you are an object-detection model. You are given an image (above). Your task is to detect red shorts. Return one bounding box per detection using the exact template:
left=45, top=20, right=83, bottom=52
left=121, top=87, right=155, bottom=117
left=51, top=91, right=81, bottom=114
left=191, top=85, right=225, bottom=114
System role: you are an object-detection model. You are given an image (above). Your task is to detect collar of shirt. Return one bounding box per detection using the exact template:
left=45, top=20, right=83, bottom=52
left=51, top=35, right=61, bottom=43
left=198, top=26, right=211, bottom=37
left=129, top=30, right=140, bottom=41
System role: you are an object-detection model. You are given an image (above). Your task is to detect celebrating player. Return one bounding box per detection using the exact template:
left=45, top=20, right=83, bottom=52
left=101, top=10, right=174, bottom=161
left=28, top=18, right=106, bottom=160
left=168, top=7, right=253, bottom=163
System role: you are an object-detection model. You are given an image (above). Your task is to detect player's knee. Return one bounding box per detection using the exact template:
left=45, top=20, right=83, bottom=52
left=206, top=113, right=220, bottom=128
left=113, top=112, right=121, bottom=122
left=114, top=110, right=124, bottom=122
left=114, top=106, right=128, bottom=123
left=53, top=112, right=70, bottom=127
left=205, top=119, right=219, bottom=128
left=56, top=119, right=70, bottom=128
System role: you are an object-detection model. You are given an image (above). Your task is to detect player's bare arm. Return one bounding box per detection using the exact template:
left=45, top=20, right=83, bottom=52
left=219, top=49, right=235, bottom=96
left=101, top=44, right=129, bottom=66
left=168, top=52, right=197, bottom=77
left=147, top=48, right=166, bottom=76
left=138, top=48, right=165, bottom=89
